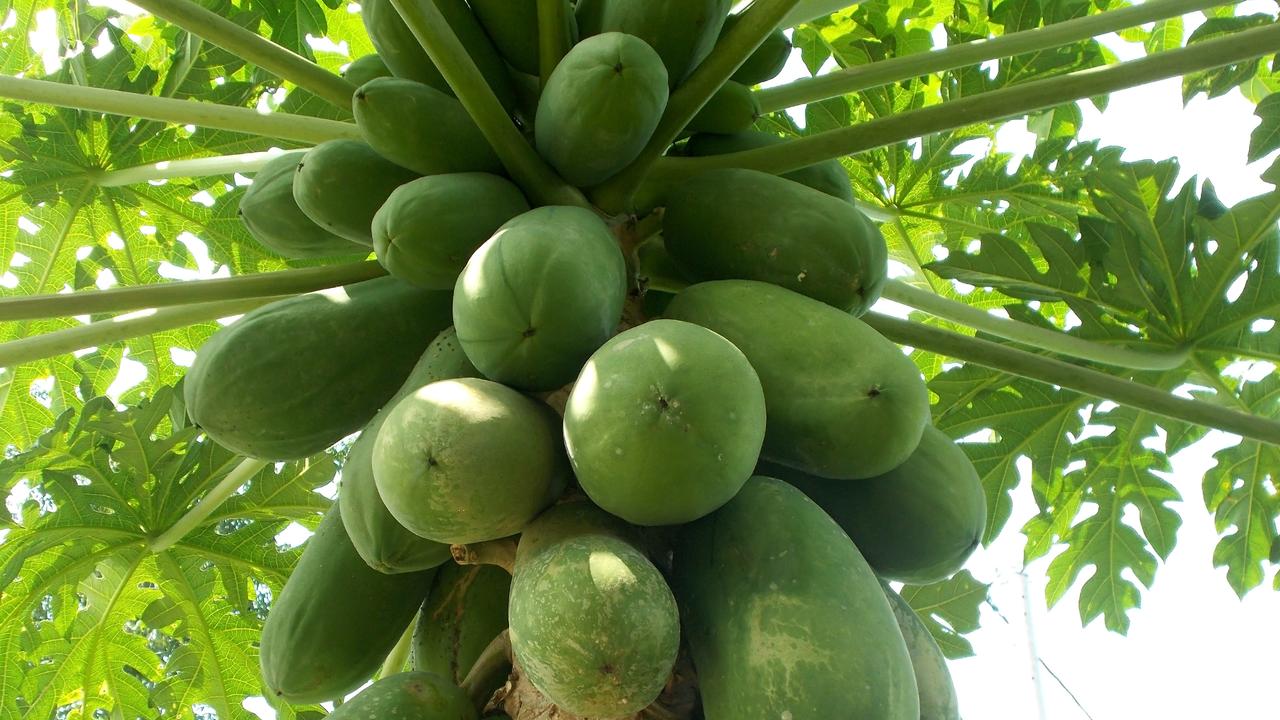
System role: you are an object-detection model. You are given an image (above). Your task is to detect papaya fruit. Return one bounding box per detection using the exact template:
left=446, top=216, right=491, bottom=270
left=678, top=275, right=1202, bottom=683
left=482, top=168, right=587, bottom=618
left=665, top=280, right=929, bottom=479
left=882, top=582, right=962, bottom=720
left=360, top=0, right=517, bottom=110
left=470, top=0, right=540, bottom=75
left=413, top=563, right=512, bottom=685
left=340, top=327, right=480, bottom=574
left=684, top=81, right=758, bottom=135
left=373, top=377, right=569, bottom=544
left=238, top=151, right=366, bottom=259
left=671, top=476, right=920, bottom=720
left=293, top=139, right=420, bottom=245
left=513, top=499, right=634, bottom=567
left=184, top=276, right=452, bottom=461
left=577, top=0, right=732, bottom=85
left=766, top=425, right=987, bottom=583
left=535, top=33, right=668, bottom=187
left=355, top=78, right=502, bottom=177
left=683, top=130, right=854, bottom=202
left=371, top=173, right=529, bottom=289
left=508, top=510, right=680, bottom=716
left=663, top=168, right=887, bottom=314
left=259, top=504, right=437, bottom=704
left=325, top=671, right=476, bottom=720
left=452, top=206, right=627, bottom=392
left=564, top=319, right=766, bottom=526
left=342, top=53, right=392, bottom=88
left=724, top=14, right=792, bottom=85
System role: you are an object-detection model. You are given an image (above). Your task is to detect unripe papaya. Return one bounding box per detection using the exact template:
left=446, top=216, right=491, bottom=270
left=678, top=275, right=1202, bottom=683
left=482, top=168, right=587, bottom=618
left=413, top=563, right=512, bottom=684
left=470, top=0, right=540, bottom=75
left=882, top=583, right=962, bottom=720
left=766, top=425, right=987, bottom=584
left=293, top=139, right=419, bottom=245
left=325, top=671, right=476, bottom=720
left=514, top=499, right=634, bottom=567
left=340, top=327, right=480, bottom=574
left=672, top=476, right=919, bottom=720
left=577, top=0, right=732, bottom=85
left=184, top=276, right=452, bottom=461
left=663, top=168, right=887, bottom=314
left=371, top=173, right=529, bottom=289
left=564, top=319, right=767, bottom=526
left=665, top=280, right=929, bottom=479
left=509, top=509, right=679, bottom=716
left=535, top=33, right=668, bottom=187
left=453, top=206, right=626, bottom=392
left=238, top=151, right=365, bottom=259
left=259, top=504, right=436, bottom=704
left=684, top=81, right=758, bottom=135
left=373, top=377, right=569, bottom=544
left=683, top=130, right=854, bottom=201
left=724, top=14, right=792, bottom=85
left=355, top=78, right=502, bottom=177
left=342, top=53, right=392, bottom=88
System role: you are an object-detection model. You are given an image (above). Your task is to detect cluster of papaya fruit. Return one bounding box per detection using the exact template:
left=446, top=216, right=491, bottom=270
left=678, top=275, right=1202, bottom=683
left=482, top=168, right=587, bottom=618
left=192, top=1, right=989, bottom=718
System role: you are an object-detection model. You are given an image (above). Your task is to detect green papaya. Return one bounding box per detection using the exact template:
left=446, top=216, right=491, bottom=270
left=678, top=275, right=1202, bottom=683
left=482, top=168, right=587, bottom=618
left=577, top=0, right=732, bottom=85
left=355, top=78, right=502, bottom=177
left=360, top=0, right=517, bottom=110
left=665, top=280, right=929, bottom=479
left=663, top=168, right=887, bottom=314
left=882, top=583, right=962, bottom=720
left=413, top=563, right=512, bottom=685
left=564, top=319, right=766, bottom=526
left=374, top=377, right=569, bottom=544
left=672, top=476, right=919, bottom=720
left=326, top=671, right=476, bottom=720
left=535, top=33, right=668, bottom=187
left=343, top=53, right=392, bottom=87
left=340, top=327, right=480, bottom=574
left=452, top=206, right=627, bottom=392
left=293, top=139, right=420, bottom=245
left=371, top=173, right=529, bottom=289
left=684, top=81, right=758, bottom=135
left=513, top=499, right=634, bottom=567
left=185, top=276, right=452, bottom=461
left=238, top=151, right=366, bottom=259
left=724, top=14, right=792, bottom=85
left=470, top=0, right=540, bottom=75
left=260, top=504, right=437, bottom=704
left=509, top=513, right=679, bottom=716
left=683, top=130, right=854, bottom=201
left=766, top=425, right=987, bottom=584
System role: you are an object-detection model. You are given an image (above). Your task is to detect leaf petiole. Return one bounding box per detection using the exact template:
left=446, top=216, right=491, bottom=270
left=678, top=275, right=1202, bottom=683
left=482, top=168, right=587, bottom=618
left=149, top=457, right=271, bottom=553
left=94, top=151, right=282, bottom=187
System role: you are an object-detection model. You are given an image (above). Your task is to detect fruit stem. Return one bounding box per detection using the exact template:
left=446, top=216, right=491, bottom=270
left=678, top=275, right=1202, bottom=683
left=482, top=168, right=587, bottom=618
left=126, top=0, right=357, bottom=110
left=778, top=0, right=856, bottom=28
left=94, top=151, right=281, bottom=186
left=537, top=0, right=573, bottom=88
left=378, top=619, right=416, bottom=678
left=460, top=629, right=512, bottom=713
left=0, top=260, right=384, bottom=322
left=0, top=75, right=361, bottom=145
left=387, top=0, right=589, bottom=208
left=880, top=279, right=1191, bottom=371
left=590, top=0, right=803, bottom=213
left=451, top=538, right=517, bottom=574
left=0, top=296, right=284, bottom=368
left=863, top=311, right=1280, bottom=446
left=148, top=458, right=270, bottom=553
left=652, top=21, right=1280, bottom=180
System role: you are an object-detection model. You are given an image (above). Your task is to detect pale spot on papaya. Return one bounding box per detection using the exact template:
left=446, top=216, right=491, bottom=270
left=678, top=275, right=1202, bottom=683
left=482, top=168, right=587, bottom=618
left=588, top=550, right=638, bottom=592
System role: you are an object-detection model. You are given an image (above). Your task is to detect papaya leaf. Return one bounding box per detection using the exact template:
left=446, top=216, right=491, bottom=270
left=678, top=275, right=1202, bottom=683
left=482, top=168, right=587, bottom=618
left=899, top=571, right=990, bottom=659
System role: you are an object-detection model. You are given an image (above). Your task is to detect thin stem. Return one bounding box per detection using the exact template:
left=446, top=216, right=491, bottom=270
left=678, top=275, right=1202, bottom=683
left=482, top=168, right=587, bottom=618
left=379, top=619, right=416, bottom=678
left=591, top=0, right=802, bottom=213
left=95, top=151, right=281, bottom=187
left=757, top=0, right=1235, bottom=113
left=862, top=312, right=1280, bottom=446
left=0, top=261, right=383, bottom=322
left=656, top=21, right=1280, bottom=180
left=149, top=458, right=270, bottom=552
left=460, top=629, right=512, bottom=713
left=127, top=0, right=357, bottom=110
left=0, top=296, right=283, bottom=368
left=778, top=0, right=856, bottom=28
left=450, top=538, right=517, bottom=574
left=0, top=76, right=362, bottom=145
left=880, top=279, right=1190, bottom=371
left=537, top=0, right=573, bottom=88
left=387, top=0, right=588, bottom=208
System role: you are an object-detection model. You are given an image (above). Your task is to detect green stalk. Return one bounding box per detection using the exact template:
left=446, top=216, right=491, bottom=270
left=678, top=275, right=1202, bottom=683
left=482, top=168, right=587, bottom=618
left=779, top=0, right=858, bottom=28
left=0, top=296, right=283, bottom=368
left=388, top=0, right=587, bottom=208
left=450, top=538, right=517, bottom=574
left=0, top=260, right=384, bottom=322
left=126, top=0, right=357, bottom=110
left=863, top=312, right=1280, bottom=446
left=537, top=0, right=573, bottom=87
left=379, top=620, right=417, bottom=678
left=149, top=457, right=270, bottom=553
left=757, top=0, right=1235, bottom=113
left=460, top=630, right=511, bottom=713
left=0, top=76, right=361, bottom=145
left=591, top=0, right=802, bottom=214
left=880, top=280, right=1191, bottom=371
left=654, top=21, right=1280, bottom=180
left=94, top=151, right=281, bottom=187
